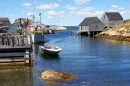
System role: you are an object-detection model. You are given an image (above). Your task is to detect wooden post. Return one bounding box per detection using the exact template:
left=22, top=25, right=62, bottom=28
left=93, top=31, right=94, bottom=37
left=24, top=50, right=31, bottom=66
left=88, top=31, right=90, bottom=37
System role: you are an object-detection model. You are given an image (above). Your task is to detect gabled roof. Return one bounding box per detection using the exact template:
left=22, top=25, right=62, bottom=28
left=0, top=17, right=10, bottom=21
left=105, top=12, right=123, bottom=20
left=79, top=17, right=103, bottom=26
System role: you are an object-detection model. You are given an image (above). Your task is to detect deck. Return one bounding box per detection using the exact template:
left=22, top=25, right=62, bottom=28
left=0, top=33, right=32, bottom=66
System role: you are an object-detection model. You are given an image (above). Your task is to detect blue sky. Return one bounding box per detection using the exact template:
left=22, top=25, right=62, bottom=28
left=0, top=0, right=130, bottom=26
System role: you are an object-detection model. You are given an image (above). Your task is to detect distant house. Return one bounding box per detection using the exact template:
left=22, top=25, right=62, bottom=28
left=101, top=12, right=123, bottom=28
left=0, top=17, right=11, bottom=33
left=79, top=17, right=104, bottom=36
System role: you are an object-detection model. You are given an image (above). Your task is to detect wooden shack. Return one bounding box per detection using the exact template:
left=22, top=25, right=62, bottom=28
left=0, top=17, right=11, bottom=33
left=101, top=12, right=123, bottom=28
left=79, top=17, right=104, bottom=36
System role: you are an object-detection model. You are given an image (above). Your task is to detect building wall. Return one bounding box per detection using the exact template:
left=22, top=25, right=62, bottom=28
left=101, top=14, right=123, bottom=28
left=79, top=26, right=89, bottom=32
left=0, top=19, right=11, bottom=26
left=79, top=23, right=104, bottom=32
left=89, top=23, right=104, bottom=31
left=101, top=14, right=109, bottom=27
left=108, top=20, right=123, bottom=27
left=0, top=18, right=11, bottom=33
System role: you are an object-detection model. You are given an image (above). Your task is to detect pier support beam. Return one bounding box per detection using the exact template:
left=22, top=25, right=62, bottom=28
left=24, top=50, right=33, bottom=66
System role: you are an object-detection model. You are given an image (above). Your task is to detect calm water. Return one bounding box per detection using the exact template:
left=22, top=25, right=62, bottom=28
left=1, top=26, right=130, bottom=86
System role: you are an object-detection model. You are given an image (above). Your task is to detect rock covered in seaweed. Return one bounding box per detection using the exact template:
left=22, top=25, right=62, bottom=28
left=41, top=70, right=76, bottom=82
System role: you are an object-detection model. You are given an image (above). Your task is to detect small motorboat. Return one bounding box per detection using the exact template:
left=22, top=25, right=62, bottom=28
left=39, top=45, right=62, bottom=55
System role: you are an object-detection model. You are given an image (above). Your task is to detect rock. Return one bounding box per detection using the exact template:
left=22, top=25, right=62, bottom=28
left=109, top=30, right=120, bottom=36
left=41, top=70, right=76, bottom=82
left=41, top=70, right=60, bottom=81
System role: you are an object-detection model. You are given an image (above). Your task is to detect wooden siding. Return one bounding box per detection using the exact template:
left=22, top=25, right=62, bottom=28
left=101, top=12, right=123, bottom=28
left=101, top=14, right=109, bottom=27
left=108, top=20, right=123, bottom=27
left=89, top=23, right=104, bottom=31
left=79, top=26, right=89, bottom=32
left=79, top=23, right=104, bottom=32
left=79, top=17, right=104, bottom=32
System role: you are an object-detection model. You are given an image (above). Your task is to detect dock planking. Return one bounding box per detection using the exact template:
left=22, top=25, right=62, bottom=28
left=0, top=33, right=32, bottom=66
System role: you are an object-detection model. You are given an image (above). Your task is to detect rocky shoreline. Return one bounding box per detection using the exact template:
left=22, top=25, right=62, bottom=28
left=96, top=34, right=130, bottom=42
left=95, top=19, right=130, bottom=42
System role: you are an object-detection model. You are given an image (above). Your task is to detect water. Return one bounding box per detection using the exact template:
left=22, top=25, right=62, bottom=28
left=1, top=26, right=130, bottom=86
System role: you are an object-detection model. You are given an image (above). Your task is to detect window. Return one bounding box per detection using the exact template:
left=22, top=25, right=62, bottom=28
left=96, top=25, right=99, bottom=28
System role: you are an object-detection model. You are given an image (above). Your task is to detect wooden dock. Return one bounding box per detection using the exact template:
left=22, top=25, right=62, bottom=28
left=0, top=33, right=32, bottom=66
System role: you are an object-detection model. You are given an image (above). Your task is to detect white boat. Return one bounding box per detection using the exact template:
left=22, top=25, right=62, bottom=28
left=39, top=45, right=62, bottom=55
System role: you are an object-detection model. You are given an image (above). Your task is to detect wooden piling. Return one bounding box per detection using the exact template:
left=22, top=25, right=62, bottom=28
left=24, top=50, right=32, bottom=66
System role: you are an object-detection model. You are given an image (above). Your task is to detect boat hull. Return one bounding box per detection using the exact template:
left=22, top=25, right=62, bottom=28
left=44, top=49, right=60, bottom=55
left=39, top=46, right=61, bottom=55
left=31, top=34, right=44, bottom=44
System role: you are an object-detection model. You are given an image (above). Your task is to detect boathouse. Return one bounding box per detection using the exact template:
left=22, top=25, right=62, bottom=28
left=79, top=17, right=104, bottom=36
left=101, top=12, right=123, bottom=28
left=0, top=17, right=11, bottom=33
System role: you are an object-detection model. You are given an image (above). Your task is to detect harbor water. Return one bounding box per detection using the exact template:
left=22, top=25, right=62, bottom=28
left=1, top=26, right=130, bottom=86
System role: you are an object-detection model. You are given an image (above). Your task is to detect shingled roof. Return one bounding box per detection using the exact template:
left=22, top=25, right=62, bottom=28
left=105, top=12, right=123, bottom=20
left=79, top=17, right=103, bottom=26
left=0, top=17, right=10, bottom=21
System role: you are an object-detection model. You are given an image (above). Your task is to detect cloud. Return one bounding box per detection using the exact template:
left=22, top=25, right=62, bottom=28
left=48, top=16, right=54, bottom=19
left=46, top=10, right=56, bottom=16
left=70, top=7, right=95, bottom=14
left=36, top=3, right=60, bottom=9
left=111, top=4, right=119, bottom=8
left=74, top=0, right=91, bottom=5
left=81, top=7, right=95, bottom=11
left=65, top=5, right=78, bottom=10
left=68, top=6, right=104, bottom=17
left=60, top=15, right=64, bottom=17
left=26, top=12, right=37, bottom=16
left=46, top=10, right=65, bottom=19
left=46, top=10, right=65, bottom=16
left=21, top=2, right=32, bottom=7
left=25, top=7, right=33, bottom=9
left=110, top=4, right=124, bottom=11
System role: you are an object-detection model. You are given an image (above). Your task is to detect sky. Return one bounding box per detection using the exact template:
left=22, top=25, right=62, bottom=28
left=0, top=0, right=130, bottom=26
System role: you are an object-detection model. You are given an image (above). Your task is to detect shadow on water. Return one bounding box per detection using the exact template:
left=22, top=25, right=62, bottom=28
left=39, top=53, right=60, bottom=60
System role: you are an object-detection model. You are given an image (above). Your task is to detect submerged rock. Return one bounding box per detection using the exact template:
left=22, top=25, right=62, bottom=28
left=41, top=70, right=76, bottom=82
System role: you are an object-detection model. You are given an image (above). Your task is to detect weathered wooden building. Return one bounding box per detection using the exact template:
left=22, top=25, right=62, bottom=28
left=0, top=17, right=11, bottom=33
left=79, top=17, right=104, bottom=36
left=101, top=12, right=123, bottom=28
